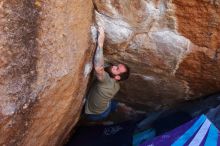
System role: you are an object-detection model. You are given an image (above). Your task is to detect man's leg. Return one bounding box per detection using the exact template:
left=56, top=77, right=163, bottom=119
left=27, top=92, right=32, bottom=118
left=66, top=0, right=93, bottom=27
left=86, top=100, right=119, bottom=121
left=116, top=102, right=135, bottom=114
left=86, top=105, right=111, bottom=121
left=110, top=100, right=119, bottom=112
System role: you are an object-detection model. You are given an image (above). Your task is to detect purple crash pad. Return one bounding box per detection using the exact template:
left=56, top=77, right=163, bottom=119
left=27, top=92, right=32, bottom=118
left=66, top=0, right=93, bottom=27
left=140, top=115, right=220, bottom=146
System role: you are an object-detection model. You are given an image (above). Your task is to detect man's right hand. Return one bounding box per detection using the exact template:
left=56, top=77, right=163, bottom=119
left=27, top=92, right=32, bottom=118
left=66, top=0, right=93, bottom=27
left=98, top=26, right=105, bottom=48
left=94, top=26, right=105, bottom=81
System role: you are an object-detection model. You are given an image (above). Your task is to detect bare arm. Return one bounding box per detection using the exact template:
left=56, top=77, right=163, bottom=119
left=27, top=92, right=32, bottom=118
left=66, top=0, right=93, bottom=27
left=94, top=27, right=105, bottom=81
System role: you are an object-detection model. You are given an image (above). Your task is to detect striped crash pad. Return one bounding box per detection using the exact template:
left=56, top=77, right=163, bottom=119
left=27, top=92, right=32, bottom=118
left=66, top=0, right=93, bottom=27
left=140, top=114, right=220, bottom=146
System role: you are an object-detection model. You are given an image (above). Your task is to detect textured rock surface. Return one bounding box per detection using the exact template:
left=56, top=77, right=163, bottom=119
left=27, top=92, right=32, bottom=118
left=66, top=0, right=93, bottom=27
left=0, top=0, right=94, bottom=145
left=1, top=0, right=220, bottom=145
left=93, top=0, right=220, bottom=110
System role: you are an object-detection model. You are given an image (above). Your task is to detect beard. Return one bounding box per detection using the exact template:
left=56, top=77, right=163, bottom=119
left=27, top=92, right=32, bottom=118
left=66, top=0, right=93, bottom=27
left=104, top=65, right=115, bottom=78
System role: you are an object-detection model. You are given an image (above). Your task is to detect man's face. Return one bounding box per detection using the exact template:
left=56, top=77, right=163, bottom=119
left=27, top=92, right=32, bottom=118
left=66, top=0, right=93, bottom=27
left=111, top=64, right=127, bottom=76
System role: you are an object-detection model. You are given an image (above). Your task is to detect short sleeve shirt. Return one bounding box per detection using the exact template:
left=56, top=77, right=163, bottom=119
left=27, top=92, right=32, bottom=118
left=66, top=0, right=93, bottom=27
left=85, top=72, right=120, bottom=114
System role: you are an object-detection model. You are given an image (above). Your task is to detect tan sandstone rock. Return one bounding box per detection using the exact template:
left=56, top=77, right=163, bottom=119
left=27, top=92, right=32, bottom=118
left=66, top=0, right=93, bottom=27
left=93, top=0, right=220, bottom=110
left=1, top=0, right=220, bottom=145
left=0, top=0, right=94, bottom=145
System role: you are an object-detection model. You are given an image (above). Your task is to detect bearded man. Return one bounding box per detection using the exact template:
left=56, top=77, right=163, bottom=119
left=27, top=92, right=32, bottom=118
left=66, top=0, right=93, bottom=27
left=85, top=27, right=131, bottom=121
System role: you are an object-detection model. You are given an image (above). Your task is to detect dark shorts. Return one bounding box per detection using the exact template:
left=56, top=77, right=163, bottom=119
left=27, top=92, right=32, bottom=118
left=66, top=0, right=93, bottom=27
left=85, top=100, right=118, bottom=121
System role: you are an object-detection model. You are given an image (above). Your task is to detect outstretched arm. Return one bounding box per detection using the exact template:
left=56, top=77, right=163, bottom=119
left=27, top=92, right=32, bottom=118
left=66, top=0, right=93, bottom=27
left=94, top=27, right=105, bottom=81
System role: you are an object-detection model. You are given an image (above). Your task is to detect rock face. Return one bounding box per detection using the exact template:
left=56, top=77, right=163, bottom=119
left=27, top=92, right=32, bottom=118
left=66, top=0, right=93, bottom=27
left=93, top=0, right=220, bottom=110
left=1, top=0, right=220, bottom=145
left=0, top=0, right=94, bottom=145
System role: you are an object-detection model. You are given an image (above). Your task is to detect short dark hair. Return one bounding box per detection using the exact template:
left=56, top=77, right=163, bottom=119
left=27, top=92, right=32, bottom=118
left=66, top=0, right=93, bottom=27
left=118, top=64, right=130, bottom=81
left=104, top=63, right=130, bottom=81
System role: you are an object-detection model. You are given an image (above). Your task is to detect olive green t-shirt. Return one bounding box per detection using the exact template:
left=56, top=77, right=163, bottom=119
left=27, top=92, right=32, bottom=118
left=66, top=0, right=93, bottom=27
left=85, top=72, right=120, bottom=114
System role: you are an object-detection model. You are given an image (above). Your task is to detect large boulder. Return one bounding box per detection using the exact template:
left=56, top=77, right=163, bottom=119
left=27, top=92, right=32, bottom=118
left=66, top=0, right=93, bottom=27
left=1, top=0, right=220, bottom=145
left=93, top=0, right=220, bottom=110
left=0, top=0, right=94, bottom=145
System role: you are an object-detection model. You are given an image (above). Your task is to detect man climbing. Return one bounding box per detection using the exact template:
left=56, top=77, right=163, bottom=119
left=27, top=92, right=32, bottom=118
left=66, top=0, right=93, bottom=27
left=84, top=26, right=132, bottom=121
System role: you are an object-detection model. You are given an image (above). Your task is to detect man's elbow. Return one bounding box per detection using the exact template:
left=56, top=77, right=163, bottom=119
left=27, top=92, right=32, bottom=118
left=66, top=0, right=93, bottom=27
left=95, top=66, right=104, bottom=74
